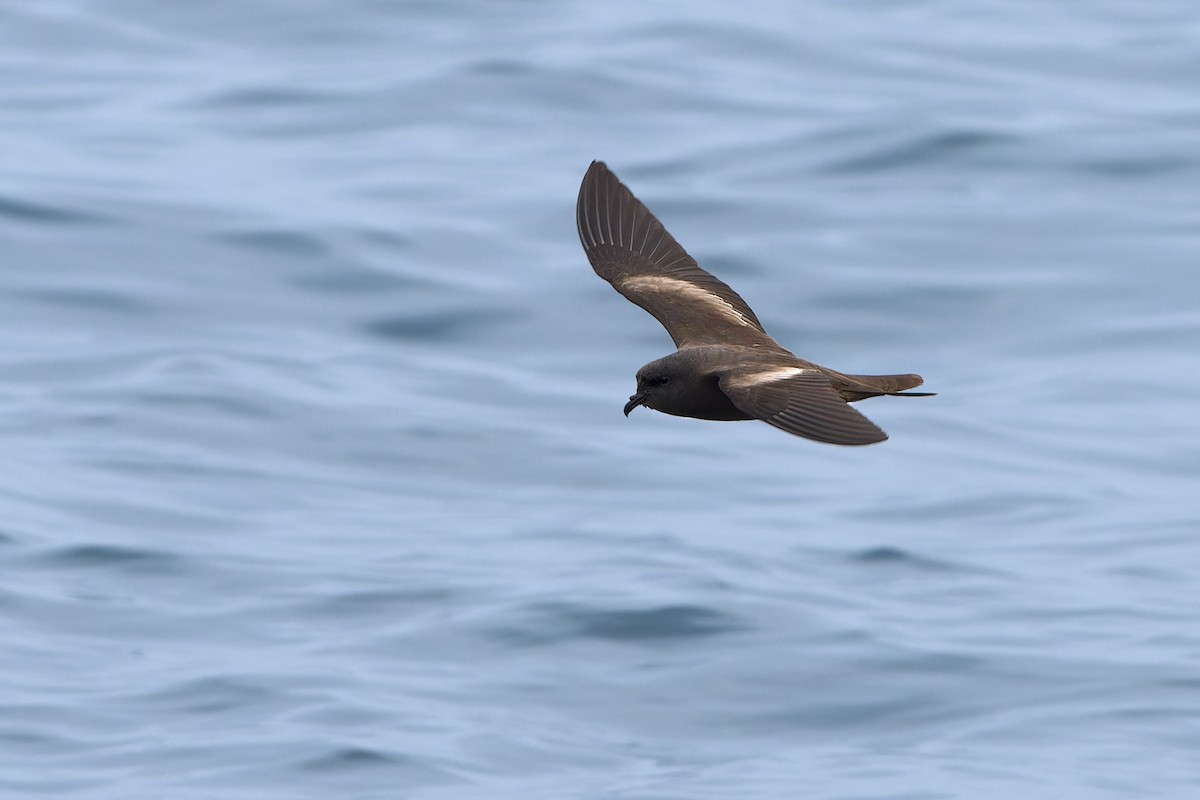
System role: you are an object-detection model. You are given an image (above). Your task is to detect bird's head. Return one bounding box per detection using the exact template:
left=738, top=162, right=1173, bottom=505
left=625, top=359, right=686, bottom=416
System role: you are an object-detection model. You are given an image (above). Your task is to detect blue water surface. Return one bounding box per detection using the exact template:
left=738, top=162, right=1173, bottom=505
left=2, top=2, right=1199, bottom=798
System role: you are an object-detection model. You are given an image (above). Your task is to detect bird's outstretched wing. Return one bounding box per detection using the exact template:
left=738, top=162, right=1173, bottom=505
left=717, top=366, right=888, bottom=445
left=577, top=161, right=782, bottom=350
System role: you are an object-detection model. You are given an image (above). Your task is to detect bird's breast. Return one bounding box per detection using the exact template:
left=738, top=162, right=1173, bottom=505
left=653, top=374, right=752, bottom=422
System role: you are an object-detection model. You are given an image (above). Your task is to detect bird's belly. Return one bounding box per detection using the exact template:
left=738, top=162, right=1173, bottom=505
left=686, top=404, right=754, bottom=422
left=661, top=380, right=752, bottom=421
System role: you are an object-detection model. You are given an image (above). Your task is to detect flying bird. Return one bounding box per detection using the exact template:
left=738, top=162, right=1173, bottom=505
left=576, top=160, right=933, bottom=445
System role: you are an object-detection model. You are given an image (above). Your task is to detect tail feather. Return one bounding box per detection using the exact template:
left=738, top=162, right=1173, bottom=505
left=826, top=372, right=936, bottom=403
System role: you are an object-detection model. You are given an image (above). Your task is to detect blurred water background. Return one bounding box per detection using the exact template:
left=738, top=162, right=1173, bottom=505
left=2, top=1, right=1199, bottom=798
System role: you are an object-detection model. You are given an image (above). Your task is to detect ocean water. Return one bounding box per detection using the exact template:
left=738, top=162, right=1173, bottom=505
left=2, top=1, right=1199, bottom=798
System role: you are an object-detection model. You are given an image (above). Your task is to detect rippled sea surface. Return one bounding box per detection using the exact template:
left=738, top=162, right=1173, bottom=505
left=3, top=2, right=1199, bottom=798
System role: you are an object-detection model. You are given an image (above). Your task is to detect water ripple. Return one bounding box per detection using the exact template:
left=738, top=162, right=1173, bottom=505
left=490, top=602, right=747, bottom=646
left=0, top=196, right=118, bottom=227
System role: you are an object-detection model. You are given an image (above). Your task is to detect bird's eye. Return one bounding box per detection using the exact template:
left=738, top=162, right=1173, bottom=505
left=651, top=376, right=671, bottom=386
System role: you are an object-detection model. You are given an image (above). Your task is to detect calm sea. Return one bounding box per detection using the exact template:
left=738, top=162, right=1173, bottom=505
left=2, top=2, right=1198, bottom=798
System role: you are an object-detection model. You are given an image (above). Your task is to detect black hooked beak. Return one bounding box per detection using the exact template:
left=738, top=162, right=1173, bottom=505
left=623, top=392, right=647, bottom=417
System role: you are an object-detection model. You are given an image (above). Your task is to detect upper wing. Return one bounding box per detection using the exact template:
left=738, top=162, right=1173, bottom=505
left=717, top=366, right=888, bottom=445
left=576, top=161, right=781, bottom=350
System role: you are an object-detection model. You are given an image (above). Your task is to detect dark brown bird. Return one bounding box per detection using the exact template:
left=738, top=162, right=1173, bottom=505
left=576, top=160, right=933, bottom=446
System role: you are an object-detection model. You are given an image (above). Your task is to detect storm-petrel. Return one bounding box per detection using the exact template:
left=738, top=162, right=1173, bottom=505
left=576, top=160, right=933, bottom=446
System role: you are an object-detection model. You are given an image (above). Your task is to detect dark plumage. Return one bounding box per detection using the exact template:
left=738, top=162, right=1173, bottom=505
left=576, top=161, right=933, bottom=446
